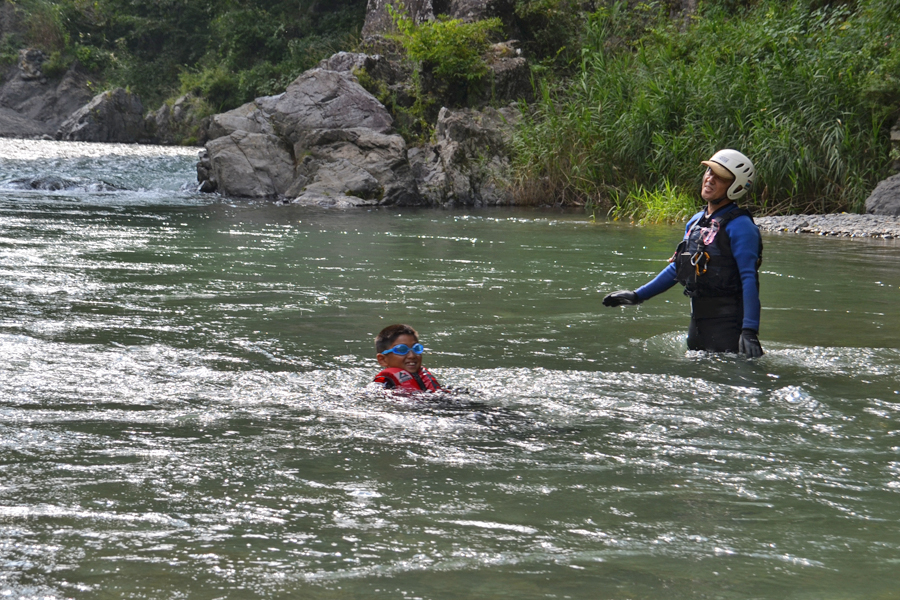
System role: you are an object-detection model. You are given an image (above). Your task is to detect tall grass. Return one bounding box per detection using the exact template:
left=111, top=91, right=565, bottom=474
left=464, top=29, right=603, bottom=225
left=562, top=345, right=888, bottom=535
left=513, top=0, right=900, bottom=217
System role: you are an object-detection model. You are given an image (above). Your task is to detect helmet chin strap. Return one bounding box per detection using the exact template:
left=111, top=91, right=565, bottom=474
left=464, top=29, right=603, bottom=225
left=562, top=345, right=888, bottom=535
left=707, top=194, right=730, bottom=210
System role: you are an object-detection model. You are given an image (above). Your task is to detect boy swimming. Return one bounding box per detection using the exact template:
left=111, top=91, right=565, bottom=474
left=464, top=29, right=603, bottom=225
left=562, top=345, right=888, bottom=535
left=372, top=324, right=442, bottom=392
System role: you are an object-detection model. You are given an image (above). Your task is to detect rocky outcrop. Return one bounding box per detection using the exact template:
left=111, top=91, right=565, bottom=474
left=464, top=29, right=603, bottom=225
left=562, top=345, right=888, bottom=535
left=477, top=51, right=532, bottom=105
left=319, top=51, right=405, bottom=87
left=409, top=104, right=520, bottom=205
left=450, top=0, right=504, bottom=21
left=56, top=88, right=148, bottom=142
left=198, top=52, right=526, bottom=207
left=864, top=174, right=900, bottom=217
left=199, top=67, right=423, bottom=206
left=362, top=0, right=436, bottom=38
left=359, top=1, right=532, bottom=106
left=144, top=93, right=211, bottom=145
left=0, top=50, right=94, bottom=138
left=361, top=0, right=504, bottom=37
left=17, top=48, right=44, bottom=80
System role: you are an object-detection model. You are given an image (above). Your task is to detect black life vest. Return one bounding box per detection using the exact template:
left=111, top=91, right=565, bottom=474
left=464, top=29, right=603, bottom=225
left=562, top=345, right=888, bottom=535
left=673, top=207, right=762, bottom=299
left=373, top=367, right=442, bottom=392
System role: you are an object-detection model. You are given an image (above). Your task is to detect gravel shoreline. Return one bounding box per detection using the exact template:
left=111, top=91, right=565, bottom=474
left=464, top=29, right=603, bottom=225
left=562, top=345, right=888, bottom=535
left=754, top=214, right=900, bottom=239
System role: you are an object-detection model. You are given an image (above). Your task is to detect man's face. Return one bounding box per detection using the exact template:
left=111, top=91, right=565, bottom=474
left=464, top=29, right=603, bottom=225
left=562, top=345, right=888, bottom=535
left=376, top=334, right=422, bottom=373
left=701, top=168, right=733, bottom=202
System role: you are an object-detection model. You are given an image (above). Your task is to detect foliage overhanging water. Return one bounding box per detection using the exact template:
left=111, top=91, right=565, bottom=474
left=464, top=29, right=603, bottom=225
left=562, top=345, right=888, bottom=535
left=1, top=140, right=899, bottom=599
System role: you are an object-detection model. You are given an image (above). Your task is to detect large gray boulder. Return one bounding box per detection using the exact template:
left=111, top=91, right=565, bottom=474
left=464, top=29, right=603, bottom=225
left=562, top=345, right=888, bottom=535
left=56, top=88, right=148, bottom=142
left=270, top=68, right=394, bottom=142
left=204, top=130, right=295, bottom=197
left=865, top=173, right=900, bottom=217
left=206, top=95, right=281, bottom=140
left=409, top=104, right=520, bottom=205
left=199, top=66, right=423, bottom=206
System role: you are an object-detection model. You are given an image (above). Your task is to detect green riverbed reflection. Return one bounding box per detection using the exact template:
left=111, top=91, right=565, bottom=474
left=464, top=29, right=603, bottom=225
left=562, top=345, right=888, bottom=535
left=1, top=140, right=899, bottom=599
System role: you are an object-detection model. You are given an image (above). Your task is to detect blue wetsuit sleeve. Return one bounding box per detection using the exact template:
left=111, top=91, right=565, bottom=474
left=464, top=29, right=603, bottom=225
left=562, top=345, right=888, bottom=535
left=635, top=263, right=678, bottom=301
left=726, top=217, right=762, bottom=331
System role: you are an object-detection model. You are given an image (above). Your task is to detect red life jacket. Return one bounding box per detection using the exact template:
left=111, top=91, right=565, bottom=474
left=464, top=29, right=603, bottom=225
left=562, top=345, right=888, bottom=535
left=373, top=367, right=442, bottom=392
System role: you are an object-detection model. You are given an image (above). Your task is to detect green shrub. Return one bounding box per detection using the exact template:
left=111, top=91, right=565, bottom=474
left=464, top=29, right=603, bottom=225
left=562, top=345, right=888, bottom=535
left=607, top=179, right=699, bottom=224
left=210, top=8, right=289, bottom=72
left=512, top=0, right=585, bottom=67
left=39, top=50, right=72, bottom=78
left=179, top=66, right=242, bottom=112
left=390, top=6, right=502, bottom=104
left=0, top=33, right=24, bottom=67
left=74, top=44, right=114, bottom=73
left=18, top=0, right=68, bottom=52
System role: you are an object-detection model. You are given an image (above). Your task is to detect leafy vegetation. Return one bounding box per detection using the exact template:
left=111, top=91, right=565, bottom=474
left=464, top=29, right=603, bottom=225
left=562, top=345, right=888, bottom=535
left=6, top=0, right=366, bottom=110
left=386, top=7, right=503, bottom=133
left=513, top=0, right=900, bottom=216
left=509, top=0, right=586, bottom=69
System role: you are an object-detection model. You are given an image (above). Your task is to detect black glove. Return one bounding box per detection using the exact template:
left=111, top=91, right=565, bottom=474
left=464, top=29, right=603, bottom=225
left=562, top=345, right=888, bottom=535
left=602, top=290, right=641, bottom=307
left=738, top=328, right=764, bottom=358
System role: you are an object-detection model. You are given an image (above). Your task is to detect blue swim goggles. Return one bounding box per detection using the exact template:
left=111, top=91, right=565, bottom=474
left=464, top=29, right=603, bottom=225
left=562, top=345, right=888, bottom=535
left=381, top=343, right=425, bottom=356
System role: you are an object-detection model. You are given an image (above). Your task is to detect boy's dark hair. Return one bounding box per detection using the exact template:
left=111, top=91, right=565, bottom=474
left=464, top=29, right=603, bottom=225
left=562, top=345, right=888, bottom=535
left=375, top=324, right=419, bottom=353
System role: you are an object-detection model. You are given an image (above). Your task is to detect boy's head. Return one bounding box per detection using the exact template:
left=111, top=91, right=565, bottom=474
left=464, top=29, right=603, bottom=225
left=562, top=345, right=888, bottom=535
left=375, top=324, right=423, bottom=373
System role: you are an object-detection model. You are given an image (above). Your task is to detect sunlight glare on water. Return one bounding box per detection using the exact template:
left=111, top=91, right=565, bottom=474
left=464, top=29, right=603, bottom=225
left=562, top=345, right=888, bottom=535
left=1, top=140, right=900, bottom=599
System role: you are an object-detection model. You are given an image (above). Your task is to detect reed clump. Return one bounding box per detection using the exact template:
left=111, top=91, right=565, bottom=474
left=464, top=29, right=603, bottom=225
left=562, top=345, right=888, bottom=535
left=512, top=0, right=900, bottom=218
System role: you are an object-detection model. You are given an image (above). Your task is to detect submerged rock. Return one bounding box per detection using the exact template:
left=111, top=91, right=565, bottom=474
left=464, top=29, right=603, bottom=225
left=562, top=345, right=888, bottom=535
left=5, top=176, right=120, bottom=192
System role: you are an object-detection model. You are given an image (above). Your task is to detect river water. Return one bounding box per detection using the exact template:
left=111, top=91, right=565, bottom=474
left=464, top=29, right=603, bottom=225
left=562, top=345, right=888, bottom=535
left=1, top=140, right=899, bottom=599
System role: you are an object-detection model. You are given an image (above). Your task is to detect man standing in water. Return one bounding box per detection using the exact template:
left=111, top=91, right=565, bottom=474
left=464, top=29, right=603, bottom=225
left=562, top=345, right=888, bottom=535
left=602, top=149, right=764, bottom=357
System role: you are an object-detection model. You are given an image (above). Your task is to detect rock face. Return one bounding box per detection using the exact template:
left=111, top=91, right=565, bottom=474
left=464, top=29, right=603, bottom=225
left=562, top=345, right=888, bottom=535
left=864, top=173, right=900, bottom=217
left=0, top=51, right=94, bottom=139
left=449, top=0, right=504, bottom=21
left=56, top=88, right=148, bottom=142
left=272, top=68, right=395, bottom=138
left=410, top=104, right=520, bottom=205
left=362, top=0, right=436, bottom=38
left=199, top=67, right=423, bottom=206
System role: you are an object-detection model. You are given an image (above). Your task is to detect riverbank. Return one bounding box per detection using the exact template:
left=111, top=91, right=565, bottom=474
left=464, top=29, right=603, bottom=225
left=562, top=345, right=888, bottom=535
left=755, top=213, right=900, bottom=239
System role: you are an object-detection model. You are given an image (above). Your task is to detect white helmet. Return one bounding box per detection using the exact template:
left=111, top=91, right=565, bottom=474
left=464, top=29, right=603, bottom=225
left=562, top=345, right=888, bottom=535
left=701, top=149, right=755, bottom=200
